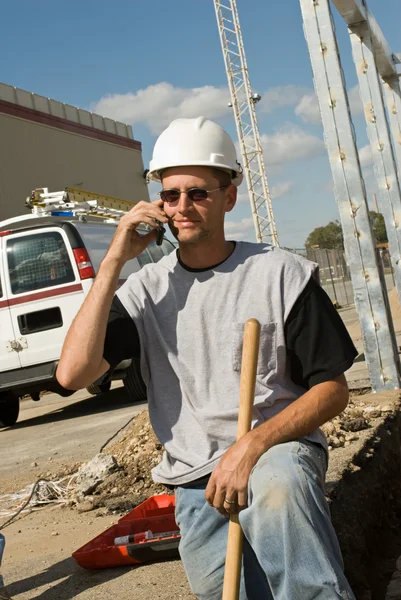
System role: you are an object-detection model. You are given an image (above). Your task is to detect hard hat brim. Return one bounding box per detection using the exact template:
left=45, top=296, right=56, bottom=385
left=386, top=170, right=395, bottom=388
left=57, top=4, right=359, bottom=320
left=147, top=161, right=243, bottom=186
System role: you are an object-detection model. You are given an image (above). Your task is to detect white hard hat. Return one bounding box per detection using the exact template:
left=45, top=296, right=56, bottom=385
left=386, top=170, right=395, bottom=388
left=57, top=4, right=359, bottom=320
left=148, top=116, right=243, bottom=185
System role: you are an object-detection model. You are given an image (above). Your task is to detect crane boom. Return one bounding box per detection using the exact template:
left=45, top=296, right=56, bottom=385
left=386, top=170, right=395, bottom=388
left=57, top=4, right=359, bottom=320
left=213, top=0, right=279, bottom=246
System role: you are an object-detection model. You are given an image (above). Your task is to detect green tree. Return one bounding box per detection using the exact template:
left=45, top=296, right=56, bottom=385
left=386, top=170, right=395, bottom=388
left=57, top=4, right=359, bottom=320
left=305, top=220, right=344, bottom=249
left=368, top=211, right=388, bottom=243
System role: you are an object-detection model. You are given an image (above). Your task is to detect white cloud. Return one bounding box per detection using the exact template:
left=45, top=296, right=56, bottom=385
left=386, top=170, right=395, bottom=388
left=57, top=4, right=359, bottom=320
left=234, top=180, right=293, bottom=207
left=92, top=82, right=318, bottom=136
left=92, top=82, right=231, bottom=135
left=359, top=144, right=373, bottom=166
left=259, top=85, right=310, bottom=113
left=261, top=124, right=325, bottom=165
left=236, top=190, right=250, bottom=205
left=224, top=217, right=255, bottom=240
left=295, top=93, right=320, bottom=125
left=295, top=85, right=363, bottom=125
left=271, top=181, right=294, bottom=199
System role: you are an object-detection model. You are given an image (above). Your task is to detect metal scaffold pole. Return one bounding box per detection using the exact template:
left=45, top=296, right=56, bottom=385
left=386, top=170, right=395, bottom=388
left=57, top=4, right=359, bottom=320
left=299, top=0, right=400, bottom=391
left=382, top=74, right=401, bottom=181
left=347, top=20, right=401, bottom=301
left=213, top=0, right=279, bottom=246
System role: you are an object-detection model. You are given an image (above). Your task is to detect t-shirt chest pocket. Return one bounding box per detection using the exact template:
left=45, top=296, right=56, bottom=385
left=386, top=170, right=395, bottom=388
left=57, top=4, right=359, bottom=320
left=232, top=322, right=277, bottom=376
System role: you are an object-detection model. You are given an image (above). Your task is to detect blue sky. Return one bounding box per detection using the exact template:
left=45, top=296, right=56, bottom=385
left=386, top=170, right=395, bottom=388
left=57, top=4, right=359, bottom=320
left=1, top=0, right=400, bottom=247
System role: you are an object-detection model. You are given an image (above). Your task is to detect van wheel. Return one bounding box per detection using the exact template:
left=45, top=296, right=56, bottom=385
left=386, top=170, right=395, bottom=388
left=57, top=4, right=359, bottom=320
left=0, top=393, right=20, bottom=428
left=86, top=382, right=111, bottom=395
left=123, top=359, right=147, bottom=401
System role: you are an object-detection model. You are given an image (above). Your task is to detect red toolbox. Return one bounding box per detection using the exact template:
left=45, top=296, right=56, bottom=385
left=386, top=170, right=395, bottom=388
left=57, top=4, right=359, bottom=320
left=72, top=494, right=180, bottom=569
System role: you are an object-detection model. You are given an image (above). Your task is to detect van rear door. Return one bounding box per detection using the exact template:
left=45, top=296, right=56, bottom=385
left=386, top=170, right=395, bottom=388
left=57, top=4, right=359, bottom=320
left=4, top=228, right=86, bottom=367
left=0, top=238, right=22, bottom=372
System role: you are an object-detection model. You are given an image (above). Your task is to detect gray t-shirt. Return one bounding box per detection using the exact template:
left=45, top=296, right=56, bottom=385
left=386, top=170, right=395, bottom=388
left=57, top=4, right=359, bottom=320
left=117, top=241, right=326, bottom=485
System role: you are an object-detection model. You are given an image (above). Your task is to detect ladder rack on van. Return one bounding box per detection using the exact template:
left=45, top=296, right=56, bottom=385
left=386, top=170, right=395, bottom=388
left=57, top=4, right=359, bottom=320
left=26, top=187, right=138, bottom=221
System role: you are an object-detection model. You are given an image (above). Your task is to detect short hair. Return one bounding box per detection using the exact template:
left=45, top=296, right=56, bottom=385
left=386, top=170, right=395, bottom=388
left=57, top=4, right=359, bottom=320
left=160, top=166, right=234, bottom=187
left=211, top=168, right=232, bottom=187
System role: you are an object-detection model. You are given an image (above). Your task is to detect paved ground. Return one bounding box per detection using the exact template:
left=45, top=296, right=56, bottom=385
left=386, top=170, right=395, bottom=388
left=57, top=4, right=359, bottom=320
left=0, top=384, right=147, bottom=493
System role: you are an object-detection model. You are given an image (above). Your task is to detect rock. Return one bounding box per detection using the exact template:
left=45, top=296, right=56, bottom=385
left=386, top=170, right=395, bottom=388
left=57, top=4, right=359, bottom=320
left=322, top=422, right=336, bottom=436
left=51, top=531, right=59, bottom=537
left=111, top=487, right=118, bottom=494
left=31, top=461, right=38, bottom=468
left=76, top=453, right=118, bottom=496
left=346, top=408, right=364, bottom=418
left=342, top=418, right=369, bottom=432
left=76, top=500, right=94, bottom=513
left=345, top=432, right=359, bottom=441
left=363, top=406, right=381, bottom=419
left=381, top=404, right=394, bottom=413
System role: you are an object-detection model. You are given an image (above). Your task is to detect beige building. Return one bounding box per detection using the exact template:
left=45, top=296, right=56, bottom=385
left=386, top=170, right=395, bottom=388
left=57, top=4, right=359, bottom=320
left=0, top=82, right=149, bottom=221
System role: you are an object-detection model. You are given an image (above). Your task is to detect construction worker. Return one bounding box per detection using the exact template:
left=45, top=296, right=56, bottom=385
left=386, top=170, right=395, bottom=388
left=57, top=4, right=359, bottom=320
left=57, top=116, right=357, bottom=599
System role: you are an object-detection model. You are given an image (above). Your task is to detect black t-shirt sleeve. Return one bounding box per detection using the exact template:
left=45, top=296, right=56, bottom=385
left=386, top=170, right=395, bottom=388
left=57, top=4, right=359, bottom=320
left=103, top=295, right=140, bottom=369
left=285, top=277, right=358, bottom=389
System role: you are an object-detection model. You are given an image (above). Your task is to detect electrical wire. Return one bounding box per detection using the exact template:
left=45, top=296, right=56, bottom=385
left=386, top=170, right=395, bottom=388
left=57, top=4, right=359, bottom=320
left=0, top=411, right=140, bottom=530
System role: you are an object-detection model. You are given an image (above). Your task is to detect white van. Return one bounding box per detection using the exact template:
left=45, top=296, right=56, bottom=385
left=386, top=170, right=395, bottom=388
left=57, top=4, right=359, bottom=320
left=0, top=215, right=174, bottom=427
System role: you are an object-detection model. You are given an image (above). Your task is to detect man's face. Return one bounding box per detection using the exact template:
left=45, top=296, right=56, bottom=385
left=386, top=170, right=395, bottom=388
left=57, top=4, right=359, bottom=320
left=161, top=166, right=237, bottom=244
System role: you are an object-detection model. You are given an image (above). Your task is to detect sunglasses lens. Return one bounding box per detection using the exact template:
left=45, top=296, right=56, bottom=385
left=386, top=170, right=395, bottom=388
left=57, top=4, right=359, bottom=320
left=188, top=188, right=208, bottom=201
left=161, top=190, right=180, bottom=202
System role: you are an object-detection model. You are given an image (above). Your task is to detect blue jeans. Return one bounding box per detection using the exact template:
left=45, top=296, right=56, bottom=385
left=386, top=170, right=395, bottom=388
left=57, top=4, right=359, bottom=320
left=175, top=440, right=355, bottom=600
left=0, top=533, right=5, bottom=587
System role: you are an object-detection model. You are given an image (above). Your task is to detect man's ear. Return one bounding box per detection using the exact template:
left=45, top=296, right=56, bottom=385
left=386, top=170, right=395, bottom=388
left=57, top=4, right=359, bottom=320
left=224, top=184, right=237, bottom=213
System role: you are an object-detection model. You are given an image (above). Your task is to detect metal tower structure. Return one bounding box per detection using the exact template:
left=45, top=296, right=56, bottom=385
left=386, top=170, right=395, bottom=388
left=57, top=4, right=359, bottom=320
left=213, top=0, right=279, bottom=246
left=300, top=0, right=401, bottom=391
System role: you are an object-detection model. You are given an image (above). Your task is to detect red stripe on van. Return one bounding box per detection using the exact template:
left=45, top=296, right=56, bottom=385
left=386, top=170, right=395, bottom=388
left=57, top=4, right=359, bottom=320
left=0, top=299, right=9, bottom=309
left=7, top=283, right=83, bottom=307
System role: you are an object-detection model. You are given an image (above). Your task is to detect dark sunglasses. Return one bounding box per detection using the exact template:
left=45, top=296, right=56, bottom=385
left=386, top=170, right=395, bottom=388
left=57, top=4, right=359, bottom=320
left=158, top=186, right=227, bottom=203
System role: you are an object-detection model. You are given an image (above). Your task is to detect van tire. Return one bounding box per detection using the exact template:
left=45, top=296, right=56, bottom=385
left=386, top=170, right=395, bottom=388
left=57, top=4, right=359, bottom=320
left=0, top=393, right=20, bottom=428
left=86, top=382, right=112, bottom=395
left=123, top=359, right=147, bottom=401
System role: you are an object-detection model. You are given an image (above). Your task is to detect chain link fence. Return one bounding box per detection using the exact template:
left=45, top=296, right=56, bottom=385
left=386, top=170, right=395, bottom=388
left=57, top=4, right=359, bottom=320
left=283, top=246, right=395, bottom=307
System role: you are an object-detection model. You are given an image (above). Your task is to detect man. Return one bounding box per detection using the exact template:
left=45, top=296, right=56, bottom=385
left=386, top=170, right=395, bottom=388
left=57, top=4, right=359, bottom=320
left=57, top=116, right=357, bottom=599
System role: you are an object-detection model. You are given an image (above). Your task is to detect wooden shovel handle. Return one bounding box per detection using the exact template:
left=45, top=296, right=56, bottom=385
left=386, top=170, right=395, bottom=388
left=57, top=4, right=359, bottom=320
left=222, top=318, right=261, bottom=600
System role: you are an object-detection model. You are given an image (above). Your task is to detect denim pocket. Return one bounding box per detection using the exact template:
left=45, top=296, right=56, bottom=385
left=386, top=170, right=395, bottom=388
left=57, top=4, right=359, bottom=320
left=232, top=322, right=277, bottom=376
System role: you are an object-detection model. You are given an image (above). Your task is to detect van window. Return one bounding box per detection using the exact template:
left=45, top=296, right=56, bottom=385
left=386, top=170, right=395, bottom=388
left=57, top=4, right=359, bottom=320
left=73, top=222, right=142, bottom=278
left=7, top=231, right=75, bottom=294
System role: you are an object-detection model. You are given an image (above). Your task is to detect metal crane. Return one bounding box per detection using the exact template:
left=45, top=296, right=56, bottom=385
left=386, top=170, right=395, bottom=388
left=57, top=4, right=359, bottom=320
left=213, top=0, right=279, bottom=246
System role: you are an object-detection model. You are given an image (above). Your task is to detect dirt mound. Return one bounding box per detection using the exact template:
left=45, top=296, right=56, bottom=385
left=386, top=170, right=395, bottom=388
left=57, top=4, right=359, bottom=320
left=72, top=392, right=396, bottom=516
left=322, top=393, right=395, bottom=450
left=80, top=411, right=172, bottom=513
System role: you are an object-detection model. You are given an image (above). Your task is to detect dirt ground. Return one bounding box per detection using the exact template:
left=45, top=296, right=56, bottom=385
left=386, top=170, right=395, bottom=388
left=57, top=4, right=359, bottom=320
left=2, top=508, right=195, bottom=600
